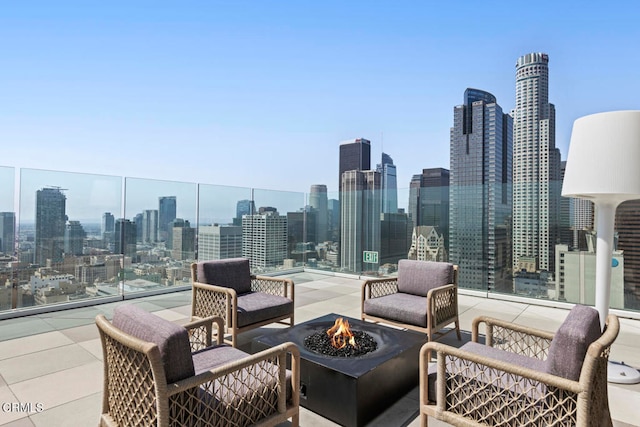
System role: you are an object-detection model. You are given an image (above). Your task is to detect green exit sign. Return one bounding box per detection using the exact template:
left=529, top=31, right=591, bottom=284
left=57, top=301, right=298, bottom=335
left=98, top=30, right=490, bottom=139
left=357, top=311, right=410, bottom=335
left=363, top=251, right=379, bottom=263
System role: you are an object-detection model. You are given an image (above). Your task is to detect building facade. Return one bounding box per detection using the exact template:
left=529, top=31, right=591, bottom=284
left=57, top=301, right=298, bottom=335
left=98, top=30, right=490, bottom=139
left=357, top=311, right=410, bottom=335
left=309, top=184, right=329, bottom=243
left=0, top=212, right=15, bottom=255
left=376, top=153, right=398, bottom=214
left=340, top=170, right=381, bottom=273
left=35, top=187, right=67, bottom=266
left=450, top=88, right=513, bottom=291
left=242, top=211, right=287, bottom=270
left=197, top=224, right=242, bottom=261
left=408, top=168, right=450, bottom=253
left=512, top=52, right=561, bottom=273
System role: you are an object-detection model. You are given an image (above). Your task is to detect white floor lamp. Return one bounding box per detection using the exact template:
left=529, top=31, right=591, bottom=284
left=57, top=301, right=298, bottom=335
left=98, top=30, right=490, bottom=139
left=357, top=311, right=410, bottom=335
left=562, top=110, right=640, bottom=384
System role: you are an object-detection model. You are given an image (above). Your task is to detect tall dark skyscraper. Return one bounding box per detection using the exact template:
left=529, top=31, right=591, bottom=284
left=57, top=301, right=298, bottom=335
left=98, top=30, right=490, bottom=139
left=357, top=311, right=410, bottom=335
left=234, top=199, right=256, bottom=226
left=339, top=138, right=371, bottom=193
left=115, top=218, right=137, bottom=257
left=35, top=187, right=67, bottom=265
left=0, top=212, right=15, bottom=255
left=408, top=168, right=450, bottom=253
left=158, top=196, right=177, bottom=242
left=450, top=88, right=513, bottom=291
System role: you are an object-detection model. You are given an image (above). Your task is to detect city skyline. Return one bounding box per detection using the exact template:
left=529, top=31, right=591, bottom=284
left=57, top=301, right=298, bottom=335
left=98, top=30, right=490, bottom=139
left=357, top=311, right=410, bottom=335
left=2, top=2, right=639, bottom=194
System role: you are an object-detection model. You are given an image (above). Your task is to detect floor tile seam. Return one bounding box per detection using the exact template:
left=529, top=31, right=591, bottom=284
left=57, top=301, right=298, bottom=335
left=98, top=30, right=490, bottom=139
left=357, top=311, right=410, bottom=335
left=2, top=344, right=102, bottom=386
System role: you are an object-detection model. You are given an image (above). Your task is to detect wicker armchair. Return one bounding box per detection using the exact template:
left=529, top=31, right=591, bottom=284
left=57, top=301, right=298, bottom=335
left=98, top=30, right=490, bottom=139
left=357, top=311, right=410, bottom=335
left=96, top=304, right=300, bottom=427
left=361, top=260, right=460, bottom=341
left=191, top=258, right=295, bottom=347
left=419, top=305, right=620, bottom=427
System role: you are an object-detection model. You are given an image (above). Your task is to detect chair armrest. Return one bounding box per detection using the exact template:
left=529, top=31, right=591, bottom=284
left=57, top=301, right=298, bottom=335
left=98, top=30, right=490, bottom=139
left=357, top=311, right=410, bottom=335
left=426, top=284, right=458, bottom=326
left=252, top=276, right=295, bottom=300
left=183, top=316, right=225, bottom=350
left=191, top=281, right=236, bottom=324
left=420, top=341, right=582, bottom=414
left=361, top=277, right=398, bottom=300
left=168, top=342, right=300, bottom=420
left=472, top=316, right=554, bottom=360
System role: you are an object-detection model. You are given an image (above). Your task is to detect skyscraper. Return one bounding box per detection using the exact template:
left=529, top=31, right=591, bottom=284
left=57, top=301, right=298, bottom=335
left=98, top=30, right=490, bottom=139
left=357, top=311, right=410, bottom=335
left=35, top=187, right=67, bottom=265
left=377, top=153, right=398, bottom=214
left=171, top=220, right=195, bottom=260
left=408, top=168, right=450, bottom=252
left=141, top=210, right=159, bottom=244
left=340, top=170, right=381, bottom=272
left=0, top=212, right=15, bottom=255
left=309, top=184, right=328, bottom=243
left=64, top=220, right=86, bottom=256
left=339, top=138, right=371, bottom=193
left=450, top=88, right=513, bottom=291
left=102, top=212, right=115, bottom=235
left=158, top=196, right=177, bottom=242
left=115, top=218, right=137, bottom=257
left=242, top=210, right=287, bottom=270
left=512, top=52, right=561, bottom=273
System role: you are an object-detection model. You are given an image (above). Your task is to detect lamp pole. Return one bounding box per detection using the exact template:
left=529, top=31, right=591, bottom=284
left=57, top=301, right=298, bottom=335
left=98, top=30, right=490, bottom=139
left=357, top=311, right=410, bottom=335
left=594, top=201, right=617, bottom=331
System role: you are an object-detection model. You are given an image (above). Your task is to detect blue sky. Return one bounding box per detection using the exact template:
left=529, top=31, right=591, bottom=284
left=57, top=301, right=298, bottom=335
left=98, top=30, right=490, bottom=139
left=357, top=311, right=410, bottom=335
left=2, top=1, right=639, bottom=196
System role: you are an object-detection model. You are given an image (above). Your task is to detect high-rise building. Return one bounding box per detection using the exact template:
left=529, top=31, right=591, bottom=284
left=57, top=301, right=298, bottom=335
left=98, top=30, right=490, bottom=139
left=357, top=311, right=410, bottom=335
left=327, top=198, right=340, bottom=242
left=234, top=199, right=256, bottom=226
left=379, top=212, right=412, bottom=265
left=615, top=200, right=640, bottom=308
left=102, top=212, right=115, bottom=235
left=0, top=212, right=15, bottom=255
left=141, top=210, right=158, bottom=244
left=339, top=138, right=371, bottom=193
left=309, top=185, right=328, bottom=243
left=512, top=52, right=561, bottom=273
left=115, top=219, right=137, bottom=257
left=242, top=210, right=287, bottom=270
left=198, top=224, right=242, bottom=261
left=158, top=196, right=177, bottom=242
left=407, top=168, right=450, bottom=253
left=64, top=221, right=86, bottom=256
left=171, top=221, right=195, bottom=261
left=35, top=187, right=67, bottom=265
left=377, top=153, right=398, bottom=214
left=287, top=210, right=316, bottom=262
left=449, top=88, right=513, bottom=291
left=340, top=170, right=381, bottom=272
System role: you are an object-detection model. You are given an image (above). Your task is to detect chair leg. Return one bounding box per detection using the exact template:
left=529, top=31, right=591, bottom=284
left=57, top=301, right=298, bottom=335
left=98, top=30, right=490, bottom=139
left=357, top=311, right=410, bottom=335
left=291, top=413, right=300, bottom=427
left=455, top=319, right=462, bottom=340
left=421, top=412, right=429, bottom=427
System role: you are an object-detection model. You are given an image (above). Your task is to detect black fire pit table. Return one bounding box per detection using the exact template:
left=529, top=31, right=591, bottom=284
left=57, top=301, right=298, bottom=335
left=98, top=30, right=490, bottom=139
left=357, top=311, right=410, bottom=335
left=251, top=313, right=425, bottom=427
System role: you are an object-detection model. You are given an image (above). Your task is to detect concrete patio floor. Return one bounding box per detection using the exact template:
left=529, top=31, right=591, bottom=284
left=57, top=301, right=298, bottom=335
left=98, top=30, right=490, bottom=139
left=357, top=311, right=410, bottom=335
left=0, top=271, right=639, bottom=426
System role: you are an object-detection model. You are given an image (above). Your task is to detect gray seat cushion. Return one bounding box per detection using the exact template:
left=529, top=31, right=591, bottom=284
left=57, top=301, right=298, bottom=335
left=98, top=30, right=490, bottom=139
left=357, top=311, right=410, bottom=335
left=427, top=341, right=547, bottom=402
left=545, top=304, right=601, bottom=381
left=236, top=292, right=294, bottom=328
left=196, top=258, right=252, bottom=295
left=112, top=304, right=195, bottom=384
left=363, top=293, right=427, bottom=327
left=397, top=260, right=454, bottom=297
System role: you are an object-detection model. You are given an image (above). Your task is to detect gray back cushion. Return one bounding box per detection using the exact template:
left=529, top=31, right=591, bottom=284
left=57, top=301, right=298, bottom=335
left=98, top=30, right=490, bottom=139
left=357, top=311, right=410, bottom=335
left=546, top=305, right=601, bottom=381
left=196, top=258, right=252, bottom=295
left=112, top=304, right=195, bottom=384
left=397, top=260, right=454, bottom=297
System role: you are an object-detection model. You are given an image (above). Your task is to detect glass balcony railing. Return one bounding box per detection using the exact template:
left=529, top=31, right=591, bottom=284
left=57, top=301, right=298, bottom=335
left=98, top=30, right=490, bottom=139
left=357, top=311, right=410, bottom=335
left=0, top=166, right=639, bottom=318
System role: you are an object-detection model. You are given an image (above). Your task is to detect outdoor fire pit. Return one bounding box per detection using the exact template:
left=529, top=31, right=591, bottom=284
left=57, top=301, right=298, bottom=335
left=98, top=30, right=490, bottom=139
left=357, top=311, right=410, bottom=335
left=252, top=313, right=425, bottom=427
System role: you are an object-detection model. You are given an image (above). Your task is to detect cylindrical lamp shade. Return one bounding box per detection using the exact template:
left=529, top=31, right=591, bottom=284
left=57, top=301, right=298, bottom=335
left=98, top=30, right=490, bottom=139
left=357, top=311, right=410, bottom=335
left=562, top=110, right=640, bottom=204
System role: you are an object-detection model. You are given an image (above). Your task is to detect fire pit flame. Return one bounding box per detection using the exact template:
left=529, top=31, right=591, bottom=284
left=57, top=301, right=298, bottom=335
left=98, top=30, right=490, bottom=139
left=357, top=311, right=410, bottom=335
left=327, top=317, right=356, bottom=349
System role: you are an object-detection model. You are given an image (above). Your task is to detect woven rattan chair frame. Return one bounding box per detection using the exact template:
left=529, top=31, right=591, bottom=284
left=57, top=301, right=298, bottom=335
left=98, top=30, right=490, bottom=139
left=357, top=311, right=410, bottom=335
left=96, top=313, right=300, bottom=427
left=190, top=263, right=295, bottom=347
left=361, top=265, right=461, bottom=342
left=419, top=313, right=620, bottom=427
